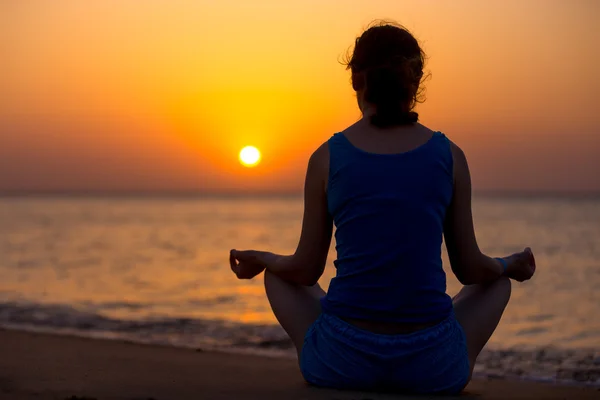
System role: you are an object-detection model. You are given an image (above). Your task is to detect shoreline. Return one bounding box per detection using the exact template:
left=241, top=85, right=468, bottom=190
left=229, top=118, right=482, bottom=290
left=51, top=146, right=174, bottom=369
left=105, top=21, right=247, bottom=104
left=1, top=328, right=599, bottom=400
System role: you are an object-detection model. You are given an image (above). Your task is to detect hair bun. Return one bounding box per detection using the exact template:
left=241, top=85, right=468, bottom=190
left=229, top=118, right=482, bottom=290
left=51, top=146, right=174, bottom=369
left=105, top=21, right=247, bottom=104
left=345, top=22, right=426, bottom=128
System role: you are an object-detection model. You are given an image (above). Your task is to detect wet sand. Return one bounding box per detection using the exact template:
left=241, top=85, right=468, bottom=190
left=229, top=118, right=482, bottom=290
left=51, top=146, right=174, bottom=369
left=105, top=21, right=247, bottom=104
left=0, top=329, right=598, bottom=400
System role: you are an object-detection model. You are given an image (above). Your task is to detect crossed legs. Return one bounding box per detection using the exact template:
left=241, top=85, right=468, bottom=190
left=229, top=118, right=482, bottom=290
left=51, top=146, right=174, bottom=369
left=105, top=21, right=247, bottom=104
left=264, top=268, right=511, bottom=385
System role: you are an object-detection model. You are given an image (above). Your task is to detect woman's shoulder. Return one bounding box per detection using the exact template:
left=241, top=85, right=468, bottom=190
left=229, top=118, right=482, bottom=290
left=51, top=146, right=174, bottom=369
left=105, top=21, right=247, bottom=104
left=304, top=140, right=331, bottom=190
left=307, top=140, right=330, bottom=174
left=310, top=128, right=349, bottom=163
left=311, top=140, right=330, bottom=161
left=438, top=132, right=465, bottom=164
left=420, top=126, right=461, bottom=155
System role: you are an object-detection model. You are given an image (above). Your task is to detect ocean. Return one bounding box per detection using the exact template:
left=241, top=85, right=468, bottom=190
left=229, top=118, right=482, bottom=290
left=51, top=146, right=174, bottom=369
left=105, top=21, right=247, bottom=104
left=0, top=194, right=598, bottom=385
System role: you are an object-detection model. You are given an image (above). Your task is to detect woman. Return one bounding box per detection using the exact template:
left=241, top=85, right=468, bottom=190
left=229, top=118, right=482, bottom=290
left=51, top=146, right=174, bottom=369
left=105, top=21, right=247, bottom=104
left=229, top=22, right=536, bottom=395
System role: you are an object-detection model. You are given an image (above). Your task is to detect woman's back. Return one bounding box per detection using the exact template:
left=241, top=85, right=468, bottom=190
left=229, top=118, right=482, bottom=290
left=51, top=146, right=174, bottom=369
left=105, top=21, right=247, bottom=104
left=322, top=123, right=454, bottom=324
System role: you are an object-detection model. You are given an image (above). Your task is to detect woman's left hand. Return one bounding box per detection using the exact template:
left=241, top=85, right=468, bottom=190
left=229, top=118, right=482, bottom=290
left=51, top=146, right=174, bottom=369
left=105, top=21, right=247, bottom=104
left=229, top=249, right=268, bottom=279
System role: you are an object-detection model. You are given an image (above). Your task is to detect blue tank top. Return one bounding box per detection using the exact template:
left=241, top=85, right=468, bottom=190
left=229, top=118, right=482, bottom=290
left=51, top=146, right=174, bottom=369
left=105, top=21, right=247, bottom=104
left=321, top=131, right=454, bottom=324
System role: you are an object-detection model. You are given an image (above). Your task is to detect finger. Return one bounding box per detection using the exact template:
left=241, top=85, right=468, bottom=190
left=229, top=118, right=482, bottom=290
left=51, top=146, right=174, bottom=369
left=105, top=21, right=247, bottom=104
left=529, top=249, right=536, bottom=272
left=234, top=250, right=257, bottom=262
left=524, top=247, right=536, bottom=271
left=229, top=249, right=238, bottom=273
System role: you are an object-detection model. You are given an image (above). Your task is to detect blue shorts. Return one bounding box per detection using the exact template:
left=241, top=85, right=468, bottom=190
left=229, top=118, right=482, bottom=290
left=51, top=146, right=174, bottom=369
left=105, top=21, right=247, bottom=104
left=300, top=312, right=470, bottom=394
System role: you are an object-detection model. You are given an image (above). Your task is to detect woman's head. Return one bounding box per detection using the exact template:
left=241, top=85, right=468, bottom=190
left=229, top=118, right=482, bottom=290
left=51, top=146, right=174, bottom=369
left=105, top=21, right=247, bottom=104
left=345, top=22, right=427, bottom=128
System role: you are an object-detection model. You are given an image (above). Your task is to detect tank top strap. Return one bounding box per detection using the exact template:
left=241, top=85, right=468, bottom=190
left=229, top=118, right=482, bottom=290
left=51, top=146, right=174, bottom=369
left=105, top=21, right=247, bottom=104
left=327, top=132, right=350, bottom=172
left=430, top=131, right=453, bottom=180
left=327, top=132, right=347, bottom=151
left=431, top=130, right=447, bottom=143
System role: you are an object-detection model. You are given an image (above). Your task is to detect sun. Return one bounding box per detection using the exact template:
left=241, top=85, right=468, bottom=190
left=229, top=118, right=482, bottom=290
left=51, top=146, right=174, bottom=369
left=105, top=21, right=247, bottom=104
left=239, top=146, right=261, bottom=167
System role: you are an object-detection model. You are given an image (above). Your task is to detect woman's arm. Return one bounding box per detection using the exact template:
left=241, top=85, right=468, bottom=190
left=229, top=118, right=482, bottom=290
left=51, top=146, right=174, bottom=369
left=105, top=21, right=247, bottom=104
left=444, top=141, right=536, bottom=284
left=231, top=142, right=333, bottom=286
left=267, top=142, right=333, bottom=285
left=443, top=141, right=507, bottom=285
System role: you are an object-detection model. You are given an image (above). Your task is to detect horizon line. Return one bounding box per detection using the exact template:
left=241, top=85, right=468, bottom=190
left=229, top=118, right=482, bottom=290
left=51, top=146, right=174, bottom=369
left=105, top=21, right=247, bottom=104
left=1, top=189, right=600, bottom=199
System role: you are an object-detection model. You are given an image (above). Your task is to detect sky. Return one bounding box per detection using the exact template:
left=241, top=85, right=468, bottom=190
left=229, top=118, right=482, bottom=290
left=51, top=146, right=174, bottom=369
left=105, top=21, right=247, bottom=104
left=1, top=0, right=599, bottom=193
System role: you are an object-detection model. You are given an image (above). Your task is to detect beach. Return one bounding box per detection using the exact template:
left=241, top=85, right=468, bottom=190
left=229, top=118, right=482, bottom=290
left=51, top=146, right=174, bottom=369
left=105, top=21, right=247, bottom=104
left=1, top=329, right=598, bottom=400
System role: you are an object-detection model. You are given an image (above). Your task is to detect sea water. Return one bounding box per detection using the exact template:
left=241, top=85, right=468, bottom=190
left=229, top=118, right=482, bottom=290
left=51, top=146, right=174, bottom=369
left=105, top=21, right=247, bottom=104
left=0, top=194, right=599, bottom=385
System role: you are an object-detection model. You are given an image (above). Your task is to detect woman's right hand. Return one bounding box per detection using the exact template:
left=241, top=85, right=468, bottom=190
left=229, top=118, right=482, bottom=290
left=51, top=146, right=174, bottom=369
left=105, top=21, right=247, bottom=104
left=504, top=247, right=536, bottom=282
left=229, top=249, right=268, bottom=280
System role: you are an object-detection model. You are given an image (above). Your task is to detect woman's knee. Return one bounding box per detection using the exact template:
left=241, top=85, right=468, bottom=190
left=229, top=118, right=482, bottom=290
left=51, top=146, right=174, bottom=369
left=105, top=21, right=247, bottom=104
left=264, top=270, right=325, bottom=302
left=264, top=269, right=299, bottom=294
left=491, top=276, right=511, bottom=307
left=264, top=269, right=279, bottom=290
left=263, top=269, right=273, bottom=283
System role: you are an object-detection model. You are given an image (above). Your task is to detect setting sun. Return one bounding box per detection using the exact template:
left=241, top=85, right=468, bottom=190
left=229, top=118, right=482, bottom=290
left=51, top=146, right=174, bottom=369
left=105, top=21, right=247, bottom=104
left=239, top=146, right=261, bottom=168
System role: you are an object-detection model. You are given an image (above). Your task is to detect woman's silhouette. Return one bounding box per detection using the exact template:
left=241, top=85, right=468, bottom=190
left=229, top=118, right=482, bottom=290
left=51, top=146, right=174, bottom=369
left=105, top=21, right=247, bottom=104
left=230, top=21, right=535, bottom=394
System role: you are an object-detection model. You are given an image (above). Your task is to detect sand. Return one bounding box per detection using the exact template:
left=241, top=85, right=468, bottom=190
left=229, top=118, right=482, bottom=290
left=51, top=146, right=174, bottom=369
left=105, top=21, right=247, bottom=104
left=0, top=329, right=597, bottom=400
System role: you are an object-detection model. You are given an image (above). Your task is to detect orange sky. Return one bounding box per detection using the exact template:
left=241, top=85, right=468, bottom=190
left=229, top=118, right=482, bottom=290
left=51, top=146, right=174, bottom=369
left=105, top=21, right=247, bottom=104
left=1, top=0, right=599, bottom=193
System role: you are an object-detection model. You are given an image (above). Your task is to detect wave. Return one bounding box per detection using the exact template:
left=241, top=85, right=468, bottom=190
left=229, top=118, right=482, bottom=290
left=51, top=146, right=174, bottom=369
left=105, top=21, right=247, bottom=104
left=0, top=300, right=293, bottom=353
left=0, top=301, right=598, bottom=387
